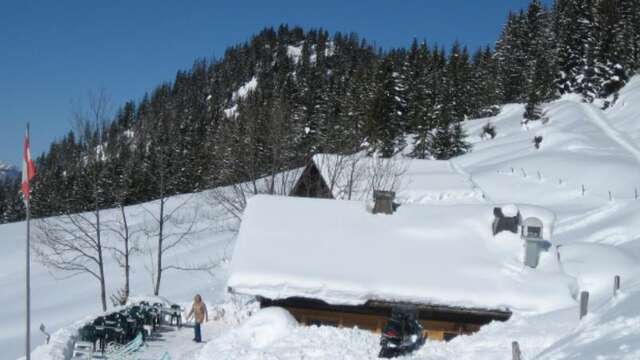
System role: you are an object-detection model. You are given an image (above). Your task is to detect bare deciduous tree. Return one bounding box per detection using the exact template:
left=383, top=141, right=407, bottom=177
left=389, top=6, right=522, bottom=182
left=208, top=168, right=301, bottom=224
left=34, top=212, right=109, bottom=311
left=142, top=195, right=217, bottom=295
left=103, top=124, right=137, bottom=306
left=104, top=205, right=139, bottom=306
left=366, top=155, right=408, bottom=197
left=35, top=90, right=112, bottom=311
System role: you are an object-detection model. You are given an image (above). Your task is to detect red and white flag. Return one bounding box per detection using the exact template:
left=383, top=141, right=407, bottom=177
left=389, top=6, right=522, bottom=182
left=21, top=125, right=36, bottom=204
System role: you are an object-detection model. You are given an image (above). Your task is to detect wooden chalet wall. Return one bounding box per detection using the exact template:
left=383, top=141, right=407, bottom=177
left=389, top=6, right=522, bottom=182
left=289, top=162, right=334, bottom=198
left=260, top=297, right=511, bottom=342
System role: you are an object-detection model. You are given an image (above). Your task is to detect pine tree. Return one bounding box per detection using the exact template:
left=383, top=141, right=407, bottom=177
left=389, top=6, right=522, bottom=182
left=470, top=46, right=501, bottom=118
left=408, top=42, right=439, bottom=159
left=614, top=0, right=640, bottom=72
left=431, top=43, right=472, bottom=160
left=496, top=11, right=529, bottom=102
left=365, top=54, right=407, bottom=157
left=524, top=0, right=555, bottom=120
left=554, top=0, right=599, bottom=101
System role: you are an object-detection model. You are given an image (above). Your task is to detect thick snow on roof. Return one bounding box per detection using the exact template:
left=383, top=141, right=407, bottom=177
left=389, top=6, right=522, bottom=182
left=228, top=195, right=576, bottom=313
left=310, top=154, right=485, bottom=204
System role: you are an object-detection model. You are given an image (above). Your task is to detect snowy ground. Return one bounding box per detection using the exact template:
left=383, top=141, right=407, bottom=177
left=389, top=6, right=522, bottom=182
left=3, top=77, right=640, bottom=359
left=0, top=192, right=237, bottom=360
left=201, top=78, right=640, bottom=360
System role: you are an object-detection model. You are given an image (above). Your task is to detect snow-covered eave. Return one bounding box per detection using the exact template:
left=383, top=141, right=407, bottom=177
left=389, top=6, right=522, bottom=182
left=227, top=285, right=513, bottom=316
left=228, top=286, right=512, bottom=319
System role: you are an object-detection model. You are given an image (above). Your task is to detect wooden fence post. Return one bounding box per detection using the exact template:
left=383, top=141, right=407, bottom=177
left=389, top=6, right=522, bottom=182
left=614, top=275, right=621, bottom=297
left=512, top=341, right=522, bottom=360
left=580, top=291, right=589, bottom=319
left=609, top=191, right=613, bottom=202
left=537, top=171, right=542, bottom=181
left=521, top=168, right=527, bottom=178
left=581, top=184, right=586, bottom=196
left=635, top=187, right=638, bottom=200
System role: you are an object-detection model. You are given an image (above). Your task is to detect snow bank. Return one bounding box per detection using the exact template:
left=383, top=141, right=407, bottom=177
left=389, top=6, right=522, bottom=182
left=559, top=243, right=640, bottom=298
left=606, top=76, right=640, bottom=144
left=502, top=204, right=519, bottom=217
left=536, top=287, right=640, bottom=360
left=234, top=307, right=298, bottom=348
left=229, top=195, right=575, bottom=313
left=199, top=318, right=379, bottom=360
left=15, top=315, right=96, bottom=360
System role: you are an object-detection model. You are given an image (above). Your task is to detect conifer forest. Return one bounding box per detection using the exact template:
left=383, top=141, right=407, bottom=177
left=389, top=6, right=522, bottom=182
left=1, top=0, right=639, bottom=223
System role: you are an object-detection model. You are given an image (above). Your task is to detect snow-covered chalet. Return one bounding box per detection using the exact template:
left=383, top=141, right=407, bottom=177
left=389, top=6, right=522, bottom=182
left=227, top=190, right=576, bottom=341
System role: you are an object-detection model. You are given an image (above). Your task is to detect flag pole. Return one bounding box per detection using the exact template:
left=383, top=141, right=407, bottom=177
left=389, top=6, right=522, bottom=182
left=25, top=123, right=31, bottom=360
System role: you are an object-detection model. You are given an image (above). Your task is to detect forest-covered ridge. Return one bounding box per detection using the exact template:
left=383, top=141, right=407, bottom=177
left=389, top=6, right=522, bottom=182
left=0, top=0, right=638, bottom=223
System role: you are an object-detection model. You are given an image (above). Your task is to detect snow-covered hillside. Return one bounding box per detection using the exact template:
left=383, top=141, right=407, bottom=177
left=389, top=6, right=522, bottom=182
left=435, top=78, right=640, bottom=359
left=4, top=77, right=640, bottom=359
left=0, top=161, right=19, bottom=181
left=0, top=192, right=236, bottom=359
left=203, top=78, right=640, bottom=359
left=195, top=80, right=640, bottom=360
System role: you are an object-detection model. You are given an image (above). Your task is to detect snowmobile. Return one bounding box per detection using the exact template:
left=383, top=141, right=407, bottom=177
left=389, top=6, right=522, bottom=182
left=378, top=309, right=426, bottom=358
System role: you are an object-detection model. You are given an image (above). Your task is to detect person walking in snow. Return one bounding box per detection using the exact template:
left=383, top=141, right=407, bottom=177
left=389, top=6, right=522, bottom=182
left=187, top=294, right=208, bottom=342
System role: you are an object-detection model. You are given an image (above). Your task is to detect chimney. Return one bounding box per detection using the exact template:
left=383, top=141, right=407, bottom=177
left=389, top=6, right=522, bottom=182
left=522, top=217, right=550, bottom=268
left=372, top=190, right=395, bottom=214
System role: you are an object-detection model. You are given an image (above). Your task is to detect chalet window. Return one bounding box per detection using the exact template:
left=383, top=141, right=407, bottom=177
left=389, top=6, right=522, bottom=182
left=307, top=317, right=340, bottom=327
left=443, top=333, right=458, bottom=342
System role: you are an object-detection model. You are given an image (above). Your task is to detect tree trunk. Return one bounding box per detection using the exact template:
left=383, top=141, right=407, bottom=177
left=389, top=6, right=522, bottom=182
left=154, top=197, right=165, bottom=296
left=120, top=204, right=130, bottom=299
left=96, top=205, right=107, bottom=312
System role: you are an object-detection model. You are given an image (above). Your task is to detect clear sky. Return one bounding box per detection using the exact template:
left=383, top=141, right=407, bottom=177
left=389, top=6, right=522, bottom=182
left=0, top=0, right=548, bottom=166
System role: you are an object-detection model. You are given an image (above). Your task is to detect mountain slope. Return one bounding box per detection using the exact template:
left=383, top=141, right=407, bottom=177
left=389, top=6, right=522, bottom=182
left=0, top=162, right=19, bottom=181
left=5, top=77, right=640, bottom=360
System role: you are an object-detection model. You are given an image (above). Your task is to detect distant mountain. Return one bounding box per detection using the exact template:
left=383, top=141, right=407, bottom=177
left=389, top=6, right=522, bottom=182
left=0, top=162, right=19, bottom=182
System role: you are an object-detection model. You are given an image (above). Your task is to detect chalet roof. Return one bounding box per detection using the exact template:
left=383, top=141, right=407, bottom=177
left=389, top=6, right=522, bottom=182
left=227, top=195, right=576, bottom=314
left=305, top=154, right=485, bottom=204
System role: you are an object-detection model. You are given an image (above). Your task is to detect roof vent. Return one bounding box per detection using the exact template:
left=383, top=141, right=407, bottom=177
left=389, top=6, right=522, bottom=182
left=372, top=190, right=395, bottom=215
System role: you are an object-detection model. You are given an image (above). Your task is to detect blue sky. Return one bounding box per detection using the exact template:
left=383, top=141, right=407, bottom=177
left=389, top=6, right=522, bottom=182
left=0, top=0, right=547, bottom=166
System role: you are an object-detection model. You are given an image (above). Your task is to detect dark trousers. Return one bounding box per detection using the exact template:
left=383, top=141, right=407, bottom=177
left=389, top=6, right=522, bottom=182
left=194, top=322, right=202, bottom=342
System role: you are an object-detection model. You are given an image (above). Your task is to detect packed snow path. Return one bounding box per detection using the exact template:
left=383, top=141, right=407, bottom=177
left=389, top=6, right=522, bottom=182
left=581, top=102, right=640, bottom=165
left=137, top=321, right=227, bottom=360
